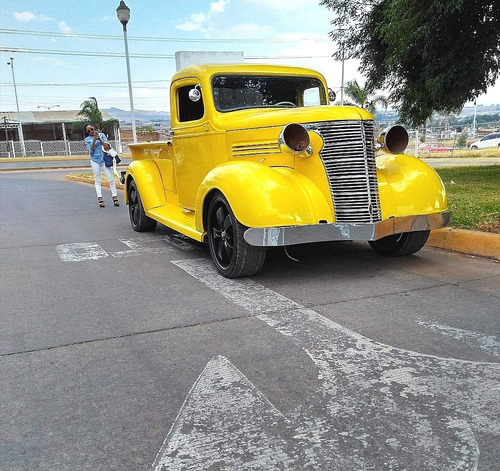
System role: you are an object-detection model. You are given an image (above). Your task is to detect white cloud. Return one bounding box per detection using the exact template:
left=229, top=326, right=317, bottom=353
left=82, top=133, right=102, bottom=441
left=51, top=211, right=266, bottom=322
left=58, top=21, right=74, bottom=35
left=14, top=11, right=52, bottom=22
left=176, top=0, right=229, bottom=33
left=209, top=0, right=229, bottom=14
left=177, top=12, right=208, bottom=32
left=242, top=0, right=309, bottom=12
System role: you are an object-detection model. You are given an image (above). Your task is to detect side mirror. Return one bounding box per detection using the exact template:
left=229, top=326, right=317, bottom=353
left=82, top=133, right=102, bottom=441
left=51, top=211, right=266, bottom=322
left=188, top=84, right=202, bottom=102
left=328, top=88, right=336, bottom=103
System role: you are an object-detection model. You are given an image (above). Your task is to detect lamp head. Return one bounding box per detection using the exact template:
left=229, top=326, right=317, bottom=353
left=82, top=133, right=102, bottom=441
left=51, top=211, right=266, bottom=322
left=116, top=1, right=130, bottom=27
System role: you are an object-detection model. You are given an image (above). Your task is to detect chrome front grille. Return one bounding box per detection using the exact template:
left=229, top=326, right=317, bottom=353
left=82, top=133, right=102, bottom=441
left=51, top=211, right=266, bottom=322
left=312, top=120, right=381, bottom=223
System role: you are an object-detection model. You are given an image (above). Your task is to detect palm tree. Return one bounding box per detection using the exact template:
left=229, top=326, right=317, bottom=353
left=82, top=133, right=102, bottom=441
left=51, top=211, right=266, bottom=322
left=344, top=79, right=388, bottom=114
left=72, top=97, right=119, bottom=136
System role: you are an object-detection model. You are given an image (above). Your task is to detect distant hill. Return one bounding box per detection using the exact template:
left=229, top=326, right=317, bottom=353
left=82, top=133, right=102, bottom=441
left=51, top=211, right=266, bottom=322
left=105, top=107, right=170, bottom=123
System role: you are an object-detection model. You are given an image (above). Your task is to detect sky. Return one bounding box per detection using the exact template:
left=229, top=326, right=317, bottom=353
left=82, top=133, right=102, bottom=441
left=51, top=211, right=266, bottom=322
left=1, top=0, right=499, bottom=113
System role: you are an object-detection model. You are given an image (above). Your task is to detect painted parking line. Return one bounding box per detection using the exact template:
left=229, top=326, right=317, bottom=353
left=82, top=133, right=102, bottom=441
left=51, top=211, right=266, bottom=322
left=56, top=235, right=200, bottom=262
left=151, top=258, right=500, bottom=470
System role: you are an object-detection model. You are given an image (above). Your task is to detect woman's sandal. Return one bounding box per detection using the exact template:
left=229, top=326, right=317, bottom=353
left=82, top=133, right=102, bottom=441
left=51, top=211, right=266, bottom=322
left=98, top=197, right=105, bottom=208
left=113, top=196, right=120, bottom=207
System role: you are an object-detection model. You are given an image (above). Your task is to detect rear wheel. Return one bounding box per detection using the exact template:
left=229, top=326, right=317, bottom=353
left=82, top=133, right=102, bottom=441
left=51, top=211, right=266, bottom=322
left=368, top=230, right=430, bottom=256
left=128, top=179, right=157, bottom=232
left=207, top=192, right=266, bottom=278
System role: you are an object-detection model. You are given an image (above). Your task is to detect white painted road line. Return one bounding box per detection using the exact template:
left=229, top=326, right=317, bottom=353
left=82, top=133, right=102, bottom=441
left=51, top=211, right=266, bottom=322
left=150, top=355, right=295, bottom=471
left=153, top=258, right=500, bottom=470
left=57, top=242, right=108, bottom=262
left=56, top=235, right=200, bottom=262
left=416, top=318, right=500, bottom=356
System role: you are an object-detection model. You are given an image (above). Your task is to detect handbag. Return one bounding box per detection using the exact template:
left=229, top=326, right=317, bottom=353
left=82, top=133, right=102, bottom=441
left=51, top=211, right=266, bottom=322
left=103, top=147, right=122, bottom=167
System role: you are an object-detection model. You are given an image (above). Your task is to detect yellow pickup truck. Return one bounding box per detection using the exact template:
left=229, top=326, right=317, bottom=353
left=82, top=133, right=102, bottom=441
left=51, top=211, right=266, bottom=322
left=124, top=63, right=450, bottom=278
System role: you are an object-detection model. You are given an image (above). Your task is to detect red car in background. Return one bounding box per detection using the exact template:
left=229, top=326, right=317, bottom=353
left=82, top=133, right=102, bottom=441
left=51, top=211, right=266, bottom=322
left=418, top=142, right=452, bottom=153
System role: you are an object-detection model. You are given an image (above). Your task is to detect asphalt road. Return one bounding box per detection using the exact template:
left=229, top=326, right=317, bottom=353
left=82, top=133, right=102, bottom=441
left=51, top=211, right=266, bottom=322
left=0, top=157, right=132, bottom=171
left=1, top=169, right=499, bottom=471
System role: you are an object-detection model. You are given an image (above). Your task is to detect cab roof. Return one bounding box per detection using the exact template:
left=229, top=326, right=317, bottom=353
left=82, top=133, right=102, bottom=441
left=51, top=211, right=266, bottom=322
left=172, top=63, right=327, bottom=83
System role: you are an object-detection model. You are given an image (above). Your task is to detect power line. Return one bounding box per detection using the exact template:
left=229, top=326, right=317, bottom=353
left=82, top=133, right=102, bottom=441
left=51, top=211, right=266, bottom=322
left=0, top=47, right=174, bottom=59
left=0, top=28, right=330, bottom=44
left=0, top=81, right=170, bottom=88
left=0, top=46, right=332, bottom=60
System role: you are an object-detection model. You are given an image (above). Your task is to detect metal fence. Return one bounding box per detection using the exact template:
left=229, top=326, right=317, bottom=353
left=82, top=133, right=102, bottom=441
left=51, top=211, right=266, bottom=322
left=0, top=140, right=127, bottom=158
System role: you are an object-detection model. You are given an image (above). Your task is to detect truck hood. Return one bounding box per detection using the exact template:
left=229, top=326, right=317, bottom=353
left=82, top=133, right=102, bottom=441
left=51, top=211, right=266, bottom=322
left=212, top=105, right=373, bottom=132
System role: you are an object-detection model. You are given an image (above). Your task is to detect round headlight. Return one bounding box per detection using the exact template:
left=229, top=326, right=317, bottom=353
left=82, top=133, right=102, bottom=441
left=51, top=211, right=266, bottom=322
left=377, top=125, right=409, bottom=154
left=278, top=123, right=312, bottom=157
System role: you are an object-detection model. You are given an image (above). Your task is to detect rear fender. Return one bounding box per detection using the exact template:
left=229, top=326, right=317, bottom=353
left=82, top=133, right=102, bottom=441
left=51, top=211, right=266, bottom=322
left=195, top=161, right=332, bottom=232
left=124, top=160, right=166, bottom=210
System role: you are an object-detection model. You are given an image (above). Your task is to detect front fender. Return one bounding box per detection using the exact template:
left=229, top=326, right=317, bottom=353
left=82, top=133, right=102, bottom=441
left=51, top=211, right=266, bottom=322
left=377, top=153, right=448, bottom=218
left=195, top=161, right=333, bottom=231
left=125, top=160, right=166, bottom=210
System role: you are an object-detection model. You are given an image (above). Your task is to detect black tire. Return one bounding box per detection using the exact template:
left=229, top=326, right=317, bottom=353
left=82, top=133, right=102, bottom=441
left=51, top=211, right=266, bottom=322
left=471, top=145, right=478, bottom=150
left=128, top=179, right=157, bottom=232
left=207, top=192, right=266, bottom=278
left=368, top=230, right=430, bottom=256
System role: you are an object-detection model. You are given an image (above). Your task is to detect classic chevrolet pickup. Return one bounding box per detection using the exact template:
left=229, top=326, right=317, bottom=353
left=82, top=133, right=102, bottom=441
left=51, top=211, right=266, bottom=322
left=123, top=63, right=450, bottom=277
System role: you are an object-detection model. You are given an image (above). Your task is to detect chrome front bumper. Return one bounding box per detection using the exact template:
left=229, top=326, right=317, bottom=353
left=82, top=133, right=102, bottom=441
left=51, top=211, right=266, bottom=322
left=244, top=211, right=451, bottom=247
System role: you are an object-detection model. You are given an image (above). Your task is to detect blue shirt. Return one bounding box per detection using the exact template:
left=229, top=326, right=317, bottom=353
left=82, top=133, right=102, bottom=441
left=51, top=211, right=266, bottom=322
left=85, top=132, right=109, bottom=163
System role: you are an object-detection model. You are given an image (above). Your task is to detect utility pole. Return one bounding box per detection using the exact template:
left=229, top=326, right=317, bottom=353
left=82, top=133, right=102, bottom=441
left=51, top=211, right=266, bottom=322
left=7, top=58, right=26, bottom=157
left=340, top=42, right=345, bottom=106
left=2, top=116, right=11, bottom=157
left=471, top=99, right=477, bottom=138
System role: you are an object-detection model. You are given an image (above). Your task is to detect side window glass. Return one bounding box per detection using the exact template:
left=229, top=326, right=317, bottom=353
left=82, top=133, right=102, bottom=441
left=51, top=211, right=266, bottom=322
left=178, top=85, right=204, bottom=122
left=303, top=87, right=321, bottom=106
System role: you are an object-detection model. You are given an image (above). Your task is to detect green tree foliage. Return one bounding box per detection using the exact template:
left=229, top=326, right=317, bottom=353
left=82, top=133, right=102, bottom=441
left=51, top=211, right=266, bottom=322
left=457, top=131, right=468, bottom=148
left=72, top=97, right=119, bottom=135
left=320, top=0, right=500, bottom=126
left=344, top=79, right=388, bottom=113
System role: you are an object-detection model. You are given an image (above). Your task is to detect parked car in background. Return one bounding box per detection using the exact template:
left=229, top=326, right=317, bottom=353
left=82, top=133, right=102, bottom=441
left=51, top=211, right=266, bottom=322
left=469, top=133, right=500, bottom=150
left=418, top=142, right=452, bottom=153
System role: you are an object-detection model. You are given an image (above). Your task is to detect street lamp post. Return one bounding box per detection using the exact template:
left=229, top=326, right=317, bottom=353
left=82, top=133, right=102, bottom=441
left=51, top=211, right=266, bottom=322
left=7, top=58, right=26, bottom=157
left=116, top=0, right=137, bottom=143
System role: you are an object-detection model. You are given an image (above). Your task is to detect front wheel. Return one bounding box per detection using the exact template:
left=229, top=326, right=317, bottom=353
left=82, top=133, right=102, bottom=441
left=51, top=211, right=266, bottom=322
left=368, top=230, right=430, bottom=256
left=207, top=192, right=266, bottom=278
left=128, top=179, right=157, bottom=232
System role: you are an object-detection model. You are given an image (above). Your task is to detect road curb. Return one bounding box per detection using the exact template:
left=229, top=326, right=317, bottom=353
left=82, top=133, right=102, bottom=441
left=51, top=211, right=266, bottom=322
left=66, top=174, right=124, bottom=190
left=66, top=174, right=500, bottom=261
left=428, top=228, right=499, bottom=260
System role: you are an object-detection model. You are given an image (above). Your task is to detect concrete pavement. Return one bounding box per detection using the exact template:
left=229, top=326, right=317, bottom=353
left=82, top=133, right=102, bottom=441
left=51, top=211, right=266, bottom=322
left=1, top=168, right=499, bottom=469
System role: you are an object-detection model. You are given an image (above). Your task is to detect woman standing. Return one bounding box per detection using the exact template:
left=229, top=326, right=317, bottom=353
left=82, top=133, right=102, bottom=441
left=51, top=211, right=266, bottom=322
left=84, top=123, right=119, bottom=207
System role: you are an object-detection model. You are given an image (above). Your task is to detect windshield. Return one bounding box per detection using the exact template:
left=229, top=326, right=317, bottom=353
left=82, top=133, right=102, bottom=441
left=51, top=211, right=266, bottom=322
left=212, top=75, right=327, bottom=112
